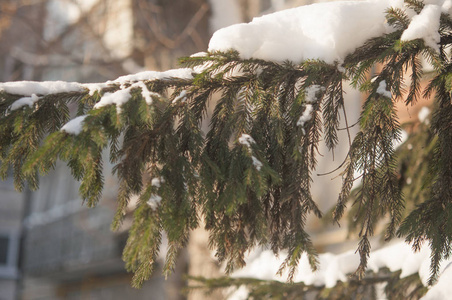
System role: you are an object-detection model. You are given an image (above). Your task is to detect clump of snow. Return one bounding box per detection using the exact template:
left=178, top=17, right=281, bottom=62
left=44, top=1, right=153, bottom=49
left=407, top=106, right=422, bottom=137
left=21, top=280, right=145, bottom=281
left=0, top=81, right=85, bottom=96
left=190, top=52, right=208, bottom=57
left=251, top=156, right=263, bottom=171
left=305, top=85, right=325, bottom=103
left=86, top=81, right=161, bottom=111
left=112, top=68, right=194, bottom=84
left=132, top=81, right=158, bottom=105
left=239, top=135, right=263, bottom=169
left=61, top=115, right=87, bottom=135
left=297, top=105, right=314, bottom=133
left=84, top=83, right=109, bottom=96
left=418, top=106, right=430, bottom=124
left=401, top=4, right=442, bottom=52
left=376, top=80, right=392, bottom=98
left=443, top=0, right=452, bottom=13
left=10, top=94, right=40, bottom=111
left=147, top=194, right=162, bottom=210
left=94, top=89, right=132, bottom=113
left=173, top=90, right=187, bottom=104
left=296, top=85, right=324, bottom=133
left=151, top=177, right=165, bottom=188
left=0, top=69, right=194, bottom=98
left=238, top=134, right=256, bottom=148
left=209, top=0, right=403, bottom=64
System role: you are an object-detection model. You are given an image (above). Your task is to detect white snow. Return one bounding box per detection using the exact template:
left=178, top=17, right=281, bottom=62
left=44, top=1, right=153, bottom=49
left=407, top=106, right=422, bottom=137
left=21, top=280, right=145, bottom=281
left=295, top=85, right=324, bottom=133
left=0, top=69, right=193, bottom=98
left=418, top=106, right=430, bottom=124
left=209, top=0, right=404, bottom=64
left=238, top=134, right=256, bottom=148
left=84, top=83, right=109, bottom=96
left=251, top=156, right=263, bottom=171
left=173, top=90, right=187, bottom=104
left=10, top=94, right=40, bottom=111
left=305, top=85, right=325, bottom=103
left=60, top=115, right=87, bottom=135
left=190, top=52, right=208, bottom=57
left=112, top=68, right=194, bottom=84
left=443, top=0, right=452, bottom=14
left=0, top=81, right=85, bottom=96
left=376, top=80, right=392, bottom=98
left=401, top=4, right=442, bottom=52
left=0, top=69, right=193, bottom=113
left=132, top=81, right=157, bottom=105
left=94, top=89, right=132, bottom=113
left=230, top=241, right=452, bottom=298
left=297, top=104, right=314, bottom=132
left=151, top=177, right=164, bottom=188
left=147, top=194, right=162, bottom=210
left=238, top=135, right=262, bottom=169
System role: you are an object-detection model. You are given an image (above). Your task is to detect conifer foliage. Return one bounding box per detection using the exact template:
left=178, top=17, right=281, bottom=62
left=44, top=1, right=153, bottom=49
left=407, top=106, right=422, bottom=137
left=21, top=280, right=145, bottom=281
left=0, top=0, right=451, bottom=297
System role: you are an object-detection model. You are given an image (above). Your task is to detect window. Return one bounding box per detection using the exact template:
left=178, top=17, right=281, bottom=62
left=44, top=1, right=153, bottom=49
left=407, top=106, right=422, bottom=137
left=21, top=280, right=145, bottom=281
left=0, top=236, right=9, bottom=265
left=0, top=233, right=20, bottom=279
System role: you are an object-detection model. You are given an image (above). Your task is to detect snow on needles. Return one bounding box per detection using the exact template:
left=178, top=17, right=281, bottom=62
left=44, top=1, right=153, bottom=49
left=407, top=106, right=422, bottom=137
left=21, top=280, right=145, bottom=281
left=1, top=68, right=193, bottom=114
left=60, top=115, right=87, bottom=135
left=0, top=81, right=84, bottom=96
left=297, top=85, right=324, bottom=133
left=209, top=0, right=450, bottom=64
left=111, top=68, right=194, bottom=84
left=230, top=241, right=452, bottom=299
left=400, top=4, right=442, bottom=52
left=209, top=0, right=399, bottom=64
left=238, top=134, right=255, bottom=148
left=376, top=80, right=392, bottom=98
left=1, top=69, right=191, bottom=97
left=238, top=134, right=263, bottom=171
left=147, top=194, right=162, bottom=210
left=87, top=69, right=194, bottom=111
left=10, top=94, right=40, bottom=111
left=94, top=89, right=132, bottom=113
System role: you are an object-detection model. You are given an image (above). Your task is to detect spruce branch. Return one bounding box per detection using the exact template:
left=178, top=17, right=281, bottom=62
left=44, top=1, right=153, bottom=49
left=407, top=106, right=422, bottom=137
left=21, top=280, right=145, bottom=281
left=2, top=1, right=452, bottom=290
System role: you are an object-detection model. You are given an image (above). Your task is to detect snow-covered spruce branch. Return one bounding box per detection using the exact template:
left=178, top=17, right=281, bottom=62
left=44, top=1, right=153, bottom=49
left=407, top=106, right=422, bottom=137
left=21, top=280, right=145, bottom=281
left=1, top=0, right=452, bottom=297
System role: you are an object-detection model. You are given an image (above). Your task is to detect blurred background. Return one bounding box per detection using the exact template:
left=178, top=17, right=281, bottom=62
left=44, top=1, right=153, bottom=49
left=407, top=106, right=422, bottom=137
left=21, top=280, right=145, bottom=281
left=0, top=0, right=375, bottom=299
